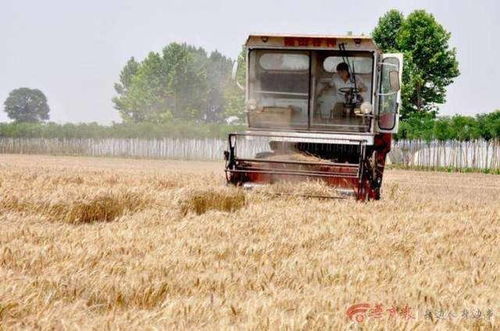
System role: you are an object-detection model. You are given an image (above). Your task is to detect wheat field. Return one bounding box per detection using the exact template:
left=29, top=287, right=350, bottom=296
left=0, top=154, right=498, bottom=330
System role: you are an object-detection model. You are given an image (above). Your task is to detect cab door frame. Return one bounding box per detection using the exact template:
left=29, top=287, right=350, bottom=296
left=376, top=53, right=403, bottom=133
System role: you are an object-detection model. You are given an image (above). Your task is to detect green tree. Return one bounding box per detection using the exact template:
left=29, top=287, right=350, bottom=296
left=372, top=10, right=404, bottom=51
left=204, top=50, right=233, bottom=122
left=113, top=43, right=247, bottom=124
left=373, top=10, right=460, bottom=120
left=449, top=115, right=481, bottom=141
left=163, top=44, right=207, bottom=121
left=113, top=57, right=140, bottom=120
left=114, top=57, right=139, bottom=96
left=114, top=43, right=228, bottom=123
left=432, top=117, right=453, bottom=141
left=476, top=110, right=500, bottom=141
left=401, top=112, right=435, bottom=141
left=3, top=88, right=50, bottom=122
left=113, top=52, right=171, bottom=123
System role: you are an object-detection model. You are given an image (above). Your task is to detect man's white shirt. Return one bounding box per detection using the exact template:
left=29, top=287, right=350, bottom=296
left=330, top=75, right=367, bottom=99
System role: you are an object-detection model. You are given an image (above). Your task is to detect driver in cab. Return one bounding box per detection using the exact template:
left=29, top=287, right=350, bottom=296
left=332, top=62, right=367, bottom=98
left=317, top=62, right=367, bottom=120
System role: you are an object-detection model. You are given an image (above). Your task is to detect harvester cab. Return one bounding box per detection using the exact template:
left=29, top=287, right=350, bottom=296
left=224, top=34, right=403, bottom=200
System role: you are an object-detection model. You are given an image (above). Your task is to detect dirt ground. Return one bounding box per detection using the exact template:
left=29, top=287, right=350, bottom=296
left=0, top=154, right=498, bottom=330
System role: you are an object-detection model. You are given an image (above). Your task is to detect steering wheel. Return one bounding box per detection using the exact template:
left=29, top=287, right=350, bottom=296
left=338, top=87, right=360, bottom=95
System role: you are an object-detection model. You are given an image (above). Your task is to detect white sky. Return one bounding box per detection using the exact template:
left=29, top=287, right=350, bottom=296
left=0, top=0, right=498, bottom=124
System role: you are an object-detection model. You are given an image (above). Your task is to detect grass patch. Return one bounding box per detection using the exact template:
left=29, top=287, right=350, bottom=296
left=179, top=187, right=246, bottom=215
left=387, top=164, right=500, bottom=175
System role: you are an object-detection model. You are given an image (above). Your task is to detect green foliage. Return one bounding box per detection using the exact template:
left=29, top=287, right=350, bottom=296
left=397, top=112, right=435, bottom=141
left=395, top=110, right=500, bottom=141
left=372, top=10, right=404, bottom=51
left=476, top=111, right=500, bottom=141
left=373, top=10, right=460, bottom=120
left=0, top=111, right=496, bottom=142
left=448, top=115, right=482, bottom=141
left=113, top=43, right=244, bottom=124
left=0, top=121, right=245, bottom=139
left=3, top=88, right=50, bottom=123
left=387, top=164, right=500, bottom=175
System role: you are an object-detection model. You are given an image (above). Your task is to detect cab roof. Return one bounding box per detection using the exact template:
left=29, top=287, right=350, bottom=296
left=247, top=33, right=373, bottom=40
left=245, top=33, right=379, bottom=52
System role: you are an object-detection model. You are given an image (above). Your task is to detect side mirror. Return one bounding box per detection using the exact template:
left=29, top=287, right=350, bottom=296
left=232, top=60, right=245, bottom=91
left=231, top=61, right=238, bottom=81
left=389, top=70, right=400, bottom=91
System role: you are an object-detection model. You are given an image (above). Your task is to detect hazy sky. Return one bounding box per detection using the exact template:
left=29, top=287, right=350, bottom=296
left=0, top=0, right=498, bottom=124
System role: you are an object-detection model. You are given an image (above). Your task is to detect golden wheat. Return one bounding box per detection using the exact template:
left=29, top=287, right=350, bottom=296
left=0, top=154, right=498, bottom=330
left=178, top=187, right=246, bottom=216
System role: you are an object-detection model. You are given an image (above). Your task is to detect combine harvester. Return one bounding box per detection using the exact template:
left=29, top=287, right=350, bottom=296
left=224, top=34, right=403, bottom=200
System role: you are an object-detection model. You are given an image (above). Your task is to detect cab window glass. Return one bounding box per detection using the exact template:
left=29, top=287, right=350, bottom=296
left=378, top=57, right=400, bottom=130
left=259, top=53, right=309, bottom=71
left=323, top=56, right=372, bottom=74
left=248, top=50, right=310, bottom=129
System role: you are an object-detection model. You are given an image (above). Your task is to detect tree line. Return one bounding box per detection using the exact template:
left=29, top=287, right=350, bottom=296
left=0, top=110, right=497, bottom=141
left=1, top=9, right=498, bottom=143
left=0, top=121, right=244, bottom=139
left=397, top=111, right=500, bottom=141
